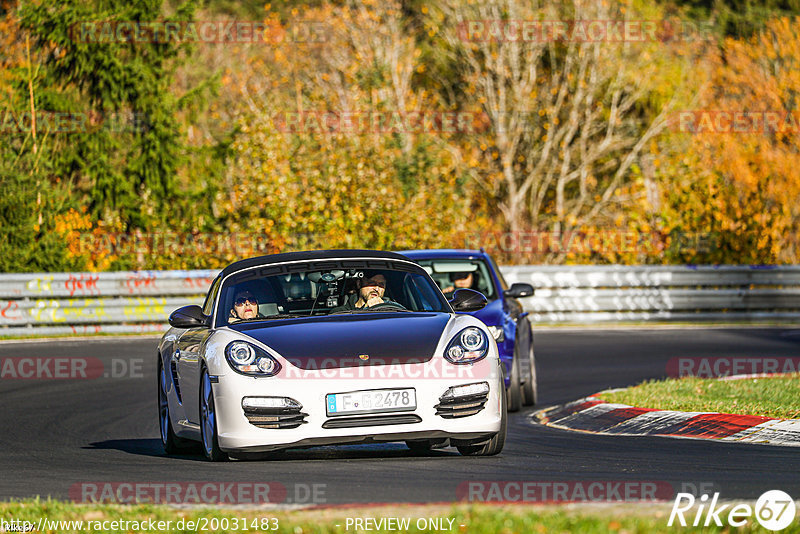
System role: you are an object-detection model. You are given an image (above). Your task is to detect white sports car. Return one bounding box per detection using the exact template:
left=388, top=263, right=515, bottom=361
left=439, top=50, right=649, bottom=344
left=157, top=250, right=506, bottom=460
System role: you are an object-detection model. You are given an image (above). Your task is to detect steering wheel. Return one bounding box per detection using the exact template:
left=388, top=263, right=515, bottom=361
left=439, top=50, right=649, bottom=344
left=368, top=301, right=407, bottom=311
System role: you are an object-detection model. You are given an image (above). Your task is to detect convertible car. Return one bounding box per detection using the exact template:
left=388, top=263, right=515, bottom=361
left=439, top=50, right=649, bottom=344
left=158, top=250, right=506, bottom=460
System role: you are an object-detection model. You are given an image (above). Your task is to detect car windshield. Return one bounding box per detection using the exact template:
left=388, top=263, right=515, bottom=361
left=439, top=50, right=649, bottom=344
left=413, top=259, right=496, bottom=300
left=217, top=261, right=450, bottom=324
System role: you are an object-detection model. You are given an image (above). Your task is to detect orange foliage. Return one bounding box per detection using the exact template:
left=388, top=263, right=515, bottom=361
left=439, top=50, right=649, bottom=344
left=54, top=208, right=121, bottom=271
left=0, top=1, right=25, bottom=105
left=670, top=17, right=800, bottom=262
left=219, top=0, right=474, bottom=254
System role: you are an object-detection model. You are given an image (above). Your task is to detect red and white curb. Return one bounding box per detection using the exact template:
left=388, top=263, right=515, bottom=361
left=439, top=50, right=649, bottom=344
left=535, top=396, right=800, bottom=447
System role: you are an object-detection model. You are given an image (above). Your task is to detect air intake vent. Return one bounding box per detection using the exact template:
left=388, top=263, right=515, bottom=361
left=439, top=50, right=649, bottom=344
left=243, top=404, right=308, bottom=429
left=435, top=392, right=489, bottom=418
left=170, top=360, right=182, bottom=404
left=322, top=414, right=422, bottom=429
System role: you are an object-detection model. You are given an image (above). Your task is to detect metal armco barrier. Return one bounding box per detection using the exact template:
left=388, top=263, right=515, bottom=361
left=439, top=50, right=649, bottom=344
left=502, top=265, right=800, bottom=323
left=1, top=265, right=799, bottom=336
left=0, top=270, right=217, bottom=336
left=0, top=270, right=217, bottom=298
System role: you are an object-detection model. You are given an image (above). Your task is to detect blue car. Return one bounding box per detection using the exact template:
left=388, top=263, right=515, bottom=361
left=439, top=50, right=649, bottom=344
left=399, top=249, right=537, bottom=412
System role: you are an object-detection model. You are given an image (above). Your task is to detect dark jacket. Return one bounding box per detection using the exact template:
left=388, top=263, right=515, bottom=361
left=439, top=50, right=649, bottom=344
left=330, top=293, right=402, bottom=313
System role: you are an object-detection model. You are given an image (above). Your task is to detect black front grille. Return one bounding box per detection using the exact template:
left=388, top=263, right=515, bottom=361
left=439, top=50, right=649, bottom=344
left=435, top=392, right=489, bottom=418
left=322, top=414, right=422, bottom=429
left=243, top=404, right=308, bottom=429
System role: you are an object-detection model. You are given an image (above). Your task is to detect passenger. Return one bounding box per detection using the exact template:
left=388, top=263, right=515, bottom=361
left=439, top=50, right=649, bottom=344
left=442, top=271, right=475, bottom=298
left=228, top=290, right=263, bottom=322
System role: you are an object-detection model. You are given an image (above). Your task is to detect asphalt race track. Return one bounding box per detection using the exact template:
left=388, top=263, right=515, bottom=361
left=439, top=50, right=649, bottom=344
left=1, top=328, right=799, bottom=505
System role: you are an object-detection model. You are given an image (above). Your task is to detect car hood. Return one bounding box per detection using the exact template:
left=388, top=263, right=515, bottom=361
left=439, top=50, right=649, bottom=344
left=228, top=312, right=451, bottom=369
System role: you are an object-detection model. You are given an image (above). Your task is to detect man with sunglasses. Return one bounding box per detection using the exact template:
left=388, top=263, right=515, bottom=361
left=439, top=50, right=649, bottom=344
left=356, top=274, right=388, bottom=308
left=441, top=271, right=476, bottom=298
left=331, top=273, right=404, bottom=312
left=228, top=290, right=264, bottom=322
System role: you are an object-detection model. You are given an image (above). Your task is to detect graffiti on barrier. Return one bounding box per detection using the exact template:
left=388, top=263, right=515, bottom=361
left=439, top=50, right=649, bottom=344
left=65, top=274, right=100, bottom=297
left=26, top=276, right=54, bottom=295
left=125, top=273, right=158, bottom=294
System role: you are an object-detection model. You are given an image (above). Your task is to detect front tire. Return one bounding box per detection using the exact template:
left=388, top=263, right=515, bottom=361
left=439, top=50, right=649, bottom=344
left=506, top=350, right=522, bottom=412
left=458, top=372, right=507, bottom=456
left=520, top=322, right=538, bottom=407
left=200, top=368, right=227, bottom=462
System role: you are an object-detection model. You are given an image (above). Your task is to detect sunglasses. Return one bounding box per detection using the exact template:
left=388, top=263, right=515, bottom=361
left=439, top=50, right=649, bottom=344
left=234, top=296, right=257, bottom=306
left=362, top=279, right=386, bottom=288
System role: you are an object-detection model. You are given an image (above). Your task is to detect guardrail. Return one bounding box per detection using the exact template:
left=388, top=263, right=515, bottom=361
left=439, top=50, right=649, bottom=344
left=0, top=271, right=216, bottom=336
left=503, top=265, right=800, bottom=323
left=1, top=265, right=798, bottom=336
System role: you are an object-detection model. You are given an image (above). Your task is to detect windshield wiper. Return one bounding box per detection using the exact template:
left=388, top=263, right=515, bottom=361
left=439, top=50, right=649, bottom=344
left=264, top=313, right=307, bottom=319
left=232, top=314, right=305, bottom=322
left=327, top=308, right=410, bottom=315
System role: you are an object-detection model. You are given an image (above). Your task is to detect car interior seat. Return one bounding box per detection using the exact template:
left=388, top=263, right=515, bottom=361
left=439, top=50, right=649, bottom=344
left=285, top=273, right=313, bottom=301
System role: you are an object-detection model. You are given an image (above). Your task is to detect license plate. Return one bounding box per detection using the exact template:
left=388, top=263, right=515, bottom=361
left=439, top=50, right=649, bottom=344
left=326, top=388, right=416, bottom=416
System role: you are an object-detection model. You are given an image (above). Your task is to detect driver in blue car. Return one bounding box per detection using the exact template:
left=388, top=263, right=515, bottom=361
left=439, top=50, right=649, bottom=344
left=331, top=273, right=404, bottom=311
left=441, top=271, right=475, bottom=299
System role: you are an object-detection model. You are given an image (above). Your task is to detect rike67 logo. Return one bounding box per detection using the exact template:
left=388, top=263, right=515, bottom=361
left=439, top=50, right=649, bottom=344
left=669, top=490, right=797, bottom=531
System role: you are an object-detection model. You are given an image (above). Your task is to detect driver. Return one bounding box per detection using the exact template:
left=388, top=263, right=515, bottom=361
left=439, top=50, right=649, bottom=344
left=358, top=274, right=388, bottom=308
left=442, top=271, right=475, bottom=298
left=228, top=290, right=264, bottom=322
left=331, top=273, right=403, bottom=311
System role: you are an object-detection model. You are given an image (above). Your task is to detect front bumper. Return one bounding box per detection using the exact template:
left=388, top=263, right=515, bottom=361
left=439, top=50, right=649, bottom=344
left=212, top=357, right=504, bottom=453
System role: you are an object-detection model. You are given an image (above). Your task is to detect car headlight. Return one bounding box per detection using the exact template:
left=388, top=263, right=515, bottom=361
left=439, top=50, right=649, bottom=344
left=486, top=325, right=504, bottom=342
left=444, top=327, right=489, bottom=364
left=225, top=341, right=281, bottom=377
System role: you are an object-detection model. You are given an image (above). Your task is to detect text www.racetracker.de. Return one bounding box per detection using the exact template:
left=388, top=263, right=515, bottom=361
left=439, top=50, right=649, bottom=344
left=1, top=516, right=279, bottom=532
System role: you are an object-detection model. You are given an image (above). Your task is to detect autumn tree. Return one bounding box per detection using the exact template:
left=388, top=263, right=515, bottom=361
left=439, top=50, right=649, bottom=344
left=223, top=0, right=475, bottom=252
left=0, top=2, right=85, bottom=271
left=429, top=0, right=694, bottom=262
left=18, top=0, right=199, bottom=230
left=663, top=0, right=800, bottom=38
left=661, top=16, right=800, bottom=263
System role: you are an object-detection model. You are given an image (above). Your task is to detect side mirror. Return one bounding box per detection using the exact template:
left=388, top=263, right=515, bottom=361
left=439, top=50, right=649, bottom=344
left=169, top=305, right=209, bottom=328
left=503, top=283, right=535, bottom=298
left=449, top=288, right=488, bottom=312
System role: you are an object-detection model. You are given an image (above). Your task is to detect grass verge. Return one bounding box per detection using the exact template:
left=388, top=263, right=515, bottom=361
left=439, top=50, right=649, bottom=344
left=1, top=500, right=791, bottom=533
left=597, top=374, right=800, bottom=419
